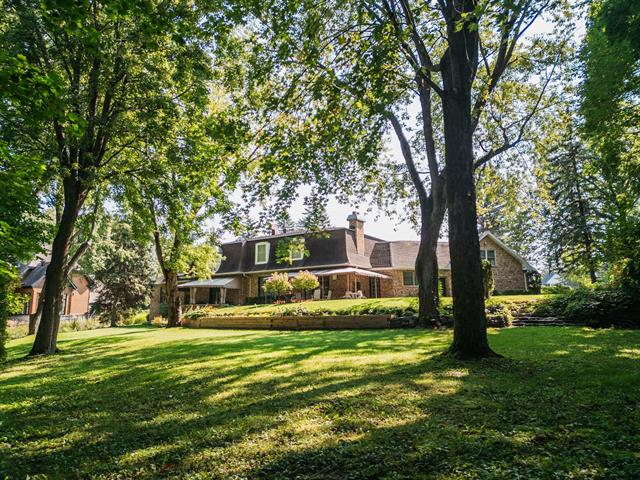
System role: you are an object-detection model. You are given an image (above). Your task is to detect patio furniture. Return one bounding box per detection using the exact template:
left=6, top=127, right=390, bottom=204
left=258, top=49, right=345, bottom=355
left=326, top=290, right=332, bottom=300
left=313, top=289, right=321, bottom=300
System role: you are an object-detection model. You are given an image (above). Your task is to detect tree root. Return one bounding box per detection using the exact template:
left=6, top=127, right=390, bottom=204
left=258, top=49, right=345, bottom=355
left=441, top=345, right=504, bottom=360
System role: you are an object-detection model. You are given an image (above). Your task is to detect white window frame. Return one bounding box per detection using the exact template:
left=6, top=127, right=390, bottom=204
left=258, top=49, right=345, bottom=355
left=290, top=247, right=305, bottom=261
left=255, top=242, right=270, bottom=265
left=481, top=249, right=497, bottom=267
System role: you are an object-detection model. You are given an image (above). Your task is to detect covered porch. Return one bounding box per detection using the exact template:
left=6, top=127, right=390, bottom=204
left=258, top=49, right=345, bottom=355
left=179, top=277, right=241, bottom=309
left=313, top=267, right=391, bottom=299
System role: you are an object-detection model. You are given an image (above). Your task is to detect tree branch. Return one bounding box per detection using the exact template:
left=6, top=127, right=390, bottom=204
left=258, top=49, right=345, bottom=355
left=474, top=49, right=560, bottom=169
left=386, top=111, right=429, bottom=206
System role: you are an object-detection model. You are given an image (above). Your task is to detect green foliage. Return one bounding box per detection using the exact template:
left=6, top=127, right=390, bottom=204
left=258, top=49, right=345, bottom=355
left=120, top=35, right=255, bottom=289
left=1, top=0, right=243, bottom=349
left=581, top=0, right=640, bottom=288
left=541, top=285, right=572, bottom=294
left=262, top=272, right=292, bottom=298
left=526, top=271, right=542, bottom=294
left=538, top=110, right=602, bottom=281
left=484, top=302, right=513, bottom=328
left=3, top=327, right=640, bottom=478
left=535, top=286, right=640, bottom=327
left=0, top=98, right=49, bottom=360
left=0, top=280, right=7, bottom=362
left=476, top=165, right=544, bottom=261
left=290, top=271, right=319, bottom=294
left=481, top=260, right=495, bottom=299
left=299, top=196, right=331, bottom=233
left=6, top=316, right=104, bottom=342
left=192, top=295, right=550, bottom=320
left=119, top=310, right=149, bottom=326
left=87, top=219, right=154, bottom=326
left=275, top=237, right=309, bottom=265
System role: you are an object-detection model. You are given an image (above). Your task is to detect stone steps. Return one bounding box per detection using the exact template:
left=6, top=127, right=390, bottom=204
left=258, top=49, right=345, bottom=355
left=511, top=316, right=573, bottom=327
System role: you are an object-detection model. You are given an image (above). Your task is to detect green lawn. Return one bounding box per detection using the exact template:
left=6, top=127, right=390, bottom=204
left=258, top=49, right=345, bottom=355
left=191, top=294, right=555, bottom=317
left=2, top=326, right=639, bottom=479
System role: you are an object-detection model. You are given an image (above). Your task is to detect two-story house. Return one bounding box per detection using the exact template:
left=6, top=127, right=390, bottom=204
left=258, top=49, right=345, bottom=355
left=150, top=213, right=538, bottom=316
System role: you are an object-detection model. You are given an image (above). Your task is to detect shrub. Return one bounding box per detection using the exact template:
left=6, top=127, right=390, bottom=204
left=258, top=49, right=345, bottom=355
left=486, top=303, right=513, bottom=327
left=526, top=271, right=542, bottom=293
left=60, top=316, right=102, bottom=334
left=482, top=260, right=494, bottom=298
left=263, top=272, right=292, bottom=300
left=290, top=271, right=319, bottom=298
left=157, top=302, right=168, bottom=318
left=120, top=310, right=148, bottom=325
left=541, top=285, right=572, bottom=294
left=183, top=307, right=216, bottom=320
left=151, top=316, right=167, bottom=327
left=535, top=286, right=640, bottom=327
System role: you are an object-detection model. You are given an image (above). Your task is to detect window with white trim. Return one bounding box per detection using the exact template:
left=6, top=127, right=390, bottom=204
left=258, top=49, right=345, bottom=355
left=402, top=271, right=419, bottom=286
left=255, top=242, right=270, bottom=264
left=480, top=249, right=496, bottom=266
left=290, top=249, right=304, bottom=261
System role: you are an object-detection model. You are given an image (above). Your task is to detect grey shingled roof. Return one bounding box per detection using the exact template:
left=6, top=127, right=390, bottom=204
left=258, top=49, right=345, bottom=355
left=212, top=227, right=536, bottom=276
left=369, top=241, right=451, bottom=270
left=21, top=263, right=48, bottom=288
left=216, top=228, right=382, bottom=274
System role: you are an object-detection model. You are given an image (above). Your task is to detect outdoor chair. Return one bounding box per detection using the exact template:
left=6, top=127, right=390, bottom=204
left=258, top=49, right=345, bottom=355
left=313, top=289, right=321, bottom=300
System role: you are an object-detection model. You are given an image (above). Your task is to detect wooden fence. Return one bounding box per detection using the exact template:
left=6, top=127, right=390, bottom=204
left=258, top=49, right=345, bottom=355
left=182, top=314, right=393, bottom=330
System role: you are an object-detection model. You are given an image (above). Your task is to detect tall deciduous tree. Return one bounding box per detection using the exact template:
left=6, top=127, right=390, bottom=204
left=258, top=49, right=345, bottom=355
left=249, top=0, right=568, bottom=356
left=581, top=0, right=640, bottom=288
left=0, top=50, right=51, bottom=360
left=0, top=149, right=48, bottom=361
left=123, top=98, right=248, bottom=327
left=1, top=0, right=222, bottom=354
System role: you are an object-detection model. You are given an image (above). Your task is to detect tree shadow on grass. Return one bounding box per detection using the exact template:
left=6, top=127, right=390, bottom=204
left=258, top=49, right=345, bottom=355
left=1, top=327, right=639, bottom=478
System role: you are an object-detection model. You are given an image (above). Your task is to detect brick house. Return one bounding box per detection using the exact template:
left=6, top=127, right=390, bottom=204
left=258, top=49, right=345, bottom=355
left=14, top=259, right=92, bottom=317
left=150, top=214, right=538, bottom=316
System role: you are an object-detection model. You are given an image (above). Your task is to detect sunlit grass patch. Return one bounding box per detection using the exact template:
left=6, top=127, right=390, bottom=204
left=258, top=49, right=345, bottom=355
left=2, top=326, right=639, bottom=479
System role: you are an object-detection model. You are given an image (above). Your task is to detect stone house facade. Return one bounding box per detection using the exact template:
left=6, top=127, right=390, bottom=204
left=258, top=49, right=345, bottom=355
left=149, top=214, right=538, bottom=317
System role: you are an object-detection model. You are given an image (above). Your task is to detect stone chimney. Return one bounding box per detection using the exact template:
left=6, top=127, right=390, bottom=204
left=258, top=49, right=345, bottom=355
left=347, top=211, right=365, bottom=255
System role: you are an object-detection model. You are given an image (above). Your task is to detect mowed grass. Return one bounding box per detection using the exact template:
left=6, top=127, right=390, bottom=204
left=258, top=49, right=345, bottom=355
left=1, top=326, right=639, bottom=479
left=197, top=294, right=555, bottom=316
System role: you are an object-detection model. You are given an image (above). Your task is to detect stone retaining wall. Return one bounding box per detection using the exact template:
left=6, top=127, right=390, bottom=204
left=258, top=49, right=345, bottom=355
left=183, top=314, right=393, bottom=330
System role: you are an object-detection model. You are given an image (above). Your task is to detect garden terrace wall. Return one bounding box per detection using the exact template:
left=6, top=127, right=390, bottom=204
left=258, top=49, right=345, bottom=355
left=183, top=315, right=392, bottom=330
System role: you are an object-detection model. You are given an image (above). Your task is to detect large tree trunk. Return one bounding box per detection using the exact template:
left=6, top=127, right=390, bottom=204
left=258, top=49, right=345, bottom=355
left=387, top=111, right=447, bottom=327
left=415, top=186, right=447, bottom=326
left=30, top=182, right=86, bottom=355
left=110, top=310, right=118, bottom=328
left=165, top=270, right=181, bottom=327
left=440, top=1, right=496, bottom=358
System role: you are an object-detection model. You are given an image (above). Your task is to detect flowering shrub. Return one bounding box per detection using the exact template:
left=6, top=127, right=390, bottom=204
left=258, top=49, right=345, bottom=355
left=263, top=272, right=292, bottom=299
left=290, top=270, right=319, bottom=298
